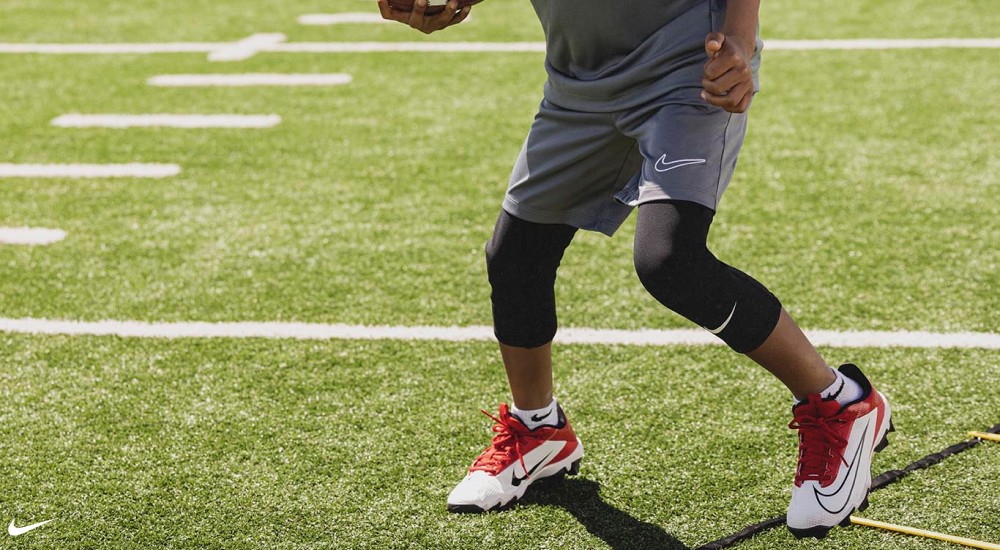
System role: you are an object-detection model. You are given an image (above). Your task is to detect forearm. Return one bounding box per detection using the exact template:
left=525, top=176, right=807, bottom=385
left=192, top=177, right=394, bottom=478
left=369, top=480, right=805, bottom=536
left=720, top=0, right=760, bottom=54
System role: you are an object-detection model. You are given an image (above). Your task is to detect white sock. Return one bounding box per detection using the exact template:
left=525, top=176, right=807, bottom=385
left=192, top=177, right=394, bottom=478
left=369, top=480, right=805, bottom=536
left=511, top=398, right=559, bottom=429
left=813, top=367, right=864, bottom=406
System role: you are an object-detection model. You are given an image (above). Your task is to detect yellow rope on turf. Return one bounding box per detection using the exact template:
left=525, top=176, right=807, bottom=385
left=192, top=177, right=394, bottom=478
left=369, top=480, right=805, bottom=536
left=968, top=431, right=1000, bottom=443
left=851, top=516, right=1000, bottom=550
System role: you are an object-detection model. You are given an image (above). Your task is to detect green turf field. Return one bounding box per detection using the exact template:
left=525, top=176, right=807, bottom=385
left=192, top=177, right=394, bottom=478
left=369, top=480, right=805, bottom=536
left=0, top=1, right=997, bottom=548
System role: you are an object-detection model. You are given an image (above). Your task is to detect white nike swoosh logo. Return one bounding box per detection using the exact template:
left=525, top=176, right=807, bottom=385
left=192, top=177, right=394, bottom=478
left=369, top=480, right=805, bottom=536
left=508, top=441, right=566, bottom=483
left=705, top=302, right=737, bottom=335
left=653, top=156, right=707, bottom=173
left=813, top=420, right=871, bottom=514
left=8, top=518, right=53, bottom=536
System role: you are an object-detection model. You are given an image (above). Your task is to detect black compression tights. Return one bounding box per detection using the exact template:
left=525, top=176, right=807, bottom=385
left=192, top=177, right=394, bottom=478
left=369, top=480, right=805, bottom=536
left=485, top=200, right=782, bottom=353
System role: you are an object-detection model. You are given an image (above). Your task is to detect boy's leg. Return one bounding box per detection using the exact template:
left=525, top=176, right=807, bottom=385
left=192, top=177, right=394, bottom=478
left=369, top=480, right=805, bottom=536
left=485, top=209, right=576, bottom=409
left=633, top=200, right=892, bottom=538
left=449, top=93, right=643, bottom=514
left=447, top=210, right=584, bottom=513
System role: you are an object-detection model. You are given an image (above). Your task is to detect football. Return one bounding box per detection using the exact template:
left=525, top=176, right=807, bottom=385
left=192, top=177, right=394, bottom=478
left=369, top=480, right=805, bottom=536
left=388, top=0, right=483, bottom=15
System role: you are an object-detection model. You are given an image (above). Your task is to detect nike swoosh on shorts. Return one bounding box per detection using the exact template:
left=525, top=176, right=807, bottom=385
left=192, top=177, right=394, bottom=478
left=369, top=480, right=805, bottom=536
left=654, top=156, right=707, bottom=173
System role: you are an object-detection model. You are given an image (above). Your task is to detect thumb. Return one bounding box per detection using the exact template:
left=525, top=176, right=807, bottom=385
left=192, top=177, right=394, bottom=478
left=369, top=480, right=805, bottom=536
left=705, top=32, right=725, bottom=57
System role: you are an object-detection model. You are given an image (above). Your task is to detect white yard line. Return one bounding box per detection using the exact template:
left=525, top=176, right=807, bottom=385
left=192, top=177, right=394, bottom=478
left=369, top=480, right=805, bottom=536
left=0, top=318, right=996, bottom=349
left=272, top=41, right=545, bottom=53
left=0, top=163, right=180, bottom=178
left=0, top=42, right=224, bottom=54
left=52, top=114, right=281, bottom=128
left=148, top=73, right=353, bottom=87
left=298, top=13, right=392, bottom=25
left=207, top=33, right=286, bottom=62
left=0, top=228, right=67, bottom=245
left=765, top=38, right=1000, bottom=50
left=0, top=38, right=996, bottom=60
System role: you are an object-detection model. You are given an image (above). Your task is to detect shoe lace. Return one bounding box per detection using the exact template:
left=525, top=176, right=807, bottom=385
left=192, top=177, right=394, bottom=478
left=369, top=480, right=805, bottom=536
left=470, top=408, right=529, bottom=475
left=789, top=404, right=849, bottom=486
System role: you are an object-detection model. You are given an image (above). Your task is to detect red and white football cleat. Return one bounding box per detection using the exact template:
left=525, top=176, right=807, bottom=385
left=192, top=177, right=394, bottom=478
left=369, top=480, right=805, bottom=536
left=787, top=363, right=894, bottom=539
left=447, top=403, right=583, bottom=513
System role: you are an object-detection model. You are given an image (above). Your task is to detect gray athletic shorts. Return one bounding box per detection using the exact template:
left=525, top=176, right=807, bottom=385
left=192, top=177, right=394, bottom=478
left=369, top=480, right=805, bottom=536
left=503, top=96, right=749, bottom=236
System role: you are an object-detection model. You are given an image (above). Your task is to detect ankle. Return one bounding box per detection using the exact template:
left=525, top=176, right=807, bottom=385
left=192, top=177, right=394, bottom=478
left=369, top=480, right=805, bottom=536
left=795, top=366, right=863, bottom=406
left=793, top=366, right=837, bottom=401
left=511, top=398, right=560, bottom=429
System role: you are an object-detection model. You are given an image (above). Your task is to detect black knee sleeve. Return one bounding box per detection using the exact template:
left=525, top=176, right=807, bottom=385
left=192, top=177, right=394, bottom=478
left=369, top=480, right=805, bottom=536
left=634, top=201, right=781, bottom=353
left=485, top=210, right=576, bottom=348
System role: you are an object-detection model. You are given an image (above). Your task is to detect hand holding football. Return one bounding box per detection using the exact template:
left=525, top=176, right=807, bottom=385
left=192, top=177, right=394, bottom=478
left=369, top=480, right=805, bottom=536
left=388, top=0, right=483, bottom=16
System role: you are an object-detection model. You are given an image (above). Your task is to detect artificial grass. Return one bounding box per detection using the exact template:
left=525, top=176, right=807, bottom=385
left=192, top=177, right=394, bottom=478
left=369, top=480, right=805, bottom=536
left=0, top=335, right=997, bottom=548
left=0, top=2, right=997, bottom=548
left=0, top=47, right=996, bottom=331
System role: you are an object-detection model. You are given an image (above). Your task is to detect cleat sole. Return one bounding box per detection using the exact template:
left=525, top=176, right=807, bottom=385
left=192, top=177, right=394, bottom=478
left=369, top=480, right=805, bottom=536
left=447, top=495, right=521, bottom=514
left=538, top=458, right=583, bottom=483
left=447, top=503, right=490, bottom=514
left=874, top=419, right=896, bottom=453
left=788, top=524, right=833, bottom=540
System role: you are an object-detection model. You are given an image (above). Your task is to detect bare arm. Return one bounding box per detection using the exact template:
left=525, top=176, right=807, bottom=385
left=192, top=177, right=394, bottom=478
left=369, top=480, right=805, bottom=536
left=701, top=0, right=760, bottom=113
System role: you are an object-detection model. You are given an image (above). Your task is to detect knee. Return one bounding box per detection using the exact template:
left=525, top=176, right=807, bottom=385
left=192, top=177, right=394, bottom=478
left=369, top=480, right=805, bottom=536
left=484, top=214, right=570, bottom=285
left=633, top=242, right=690, bottom=293
left=484, top=231, right=519, bottom=286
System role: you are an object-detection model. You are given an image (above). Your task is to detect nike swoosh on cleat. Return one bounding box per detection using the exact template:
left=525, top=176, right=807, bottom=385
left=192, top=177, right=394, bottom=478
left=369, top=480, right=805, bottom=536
left=653, top=156, right=707, bottom=173
left=511, top=451, right=556, bottom=487
left=813, top=420, right=871, bottom=515
left=8, top=518, right=53, bottom=537
left=704, top=302, right=737, bottom=335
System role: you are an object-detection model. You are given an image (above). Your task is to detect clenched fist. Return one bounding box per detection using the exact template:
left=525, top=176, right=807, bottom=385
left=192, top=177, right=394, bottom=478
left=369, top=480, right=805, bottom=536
left=701, top=32, right=755, bottom=114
